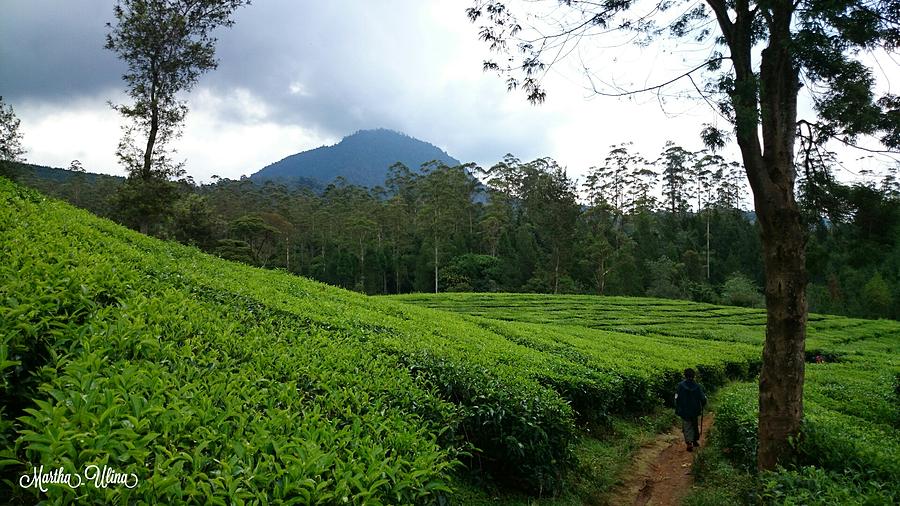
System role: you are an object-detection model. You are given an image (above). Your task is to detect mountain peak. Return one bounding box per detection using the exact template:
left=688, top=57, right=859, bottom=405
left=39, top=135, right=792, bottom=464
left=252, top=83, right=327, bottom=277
left=250, top=129, right=460, bottom=188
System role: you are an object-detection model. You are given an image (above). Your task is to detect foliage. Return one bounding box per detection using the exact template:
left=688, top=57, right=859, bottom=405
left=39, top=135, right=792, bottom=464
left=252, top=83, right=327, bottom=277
left=720, top=272, right=764, bottom=308
left=645, top=256, right=688, bottom=300
left=212, top=238, right=253, bottom=263
left=861, top=271, right=893, bottom=318
left=112, top=173, right=181, bottom=234
left=229, top=214, right=282, bottom=267
left=759, top=466, right=897, bottom=505
left=0, top=96, right=26, bottom=164
left=440, top=254, right=503, bottom=292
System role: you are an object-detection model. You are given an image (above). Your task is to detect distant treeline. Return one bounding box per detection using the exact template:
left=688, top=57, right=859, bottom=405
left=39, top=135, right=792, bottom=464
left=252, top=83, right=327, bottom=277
left=3, top=143, right=898, bottom=320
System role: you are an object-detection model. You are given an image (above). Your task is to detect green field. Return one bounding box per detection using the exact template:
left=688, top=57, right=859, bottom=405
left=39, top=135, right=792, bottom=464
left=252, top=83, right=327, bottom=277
left=2, top=178, right=898, bottom=504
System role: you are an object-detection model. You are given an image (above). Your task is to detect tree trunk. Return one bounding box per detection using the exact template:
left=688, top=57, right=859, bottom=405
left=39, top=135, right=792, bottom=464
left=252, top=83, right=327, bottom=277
left=553, top=252, right=560, bottom=294
left=597, top=255, right=607, bottom=295
left=434, top=240, right=439, bottom=294
left=709, top=0, right=807, bottom=470
left=756, top=192, right=807, bottom=471
left=755, top=8, right=807, bottom=469
left=706, top=211, right=710, bottom=279
left=359, top=238, right=366, bottom=290
left=394, top=244, right=401, bottom=294
left=142, top=69, right=159, bottom=179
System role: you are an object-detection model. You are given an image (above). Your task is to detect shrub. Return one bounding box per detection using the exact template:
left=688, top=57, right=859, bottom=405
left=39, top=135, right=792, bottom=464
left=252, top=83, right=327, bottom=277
left=861, top=271, right=892, bottom=318
left=760, top=466, right=897, bottom=505
left=719, top=272, right=763, bottom=308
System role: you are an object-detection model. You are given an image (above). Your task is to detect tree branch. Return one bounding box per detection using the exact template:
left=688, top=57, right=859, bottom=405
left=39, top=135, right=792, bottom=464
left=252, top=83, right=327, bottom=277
left=585, top=57, right=729, bottom=97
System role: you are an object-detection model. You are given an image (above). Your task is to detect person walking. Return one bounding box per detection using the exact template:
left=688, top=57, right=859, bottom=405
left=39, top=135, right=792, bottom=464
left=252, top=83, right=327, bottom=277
left=674, top=368, right=708, bottom=452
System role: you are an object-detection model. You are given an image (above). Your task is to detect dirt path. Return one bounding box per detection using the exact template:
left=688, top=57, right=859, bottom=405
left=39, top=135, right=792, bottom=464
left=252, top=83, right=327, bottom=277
left=608, top=413, right=714, bottom=506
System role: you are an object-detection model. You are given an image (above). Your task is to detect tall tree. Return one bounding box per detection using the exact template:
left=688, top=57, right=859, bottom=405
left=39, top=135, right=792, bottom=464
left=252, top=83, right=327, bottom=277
left=658, top=142, right=694, bottom=215
left=106, top=0, right=248, bottom=232
left=468, top=0, right=900, bottom=469
left=417, top=162, right=477, bottom=292
left=586, top=144, right=634, bottom=214
left=0, top=96, right=26, bottom=165
left=478, top=155, right=522, bottom=257
left=520, top=158, right=580, bottom=293
left=68, top=160, right=87, bottom=206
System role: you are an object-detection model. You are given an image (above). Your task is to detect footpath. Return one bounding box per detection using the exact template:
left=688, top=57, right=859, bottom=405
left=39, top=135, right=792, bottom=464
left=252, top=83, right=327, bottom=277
left=608, top=413, right=715, bottom=506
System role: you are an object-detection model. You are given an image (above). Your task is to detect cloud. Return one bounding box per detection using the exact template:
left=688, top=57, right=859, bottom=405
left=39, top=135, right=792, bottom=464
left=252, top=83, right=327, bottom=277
left=5, top=0, right=891, bottom=185
left=0, top=0, right=751, bottom=184
left=0, top=0, right=123, bottom=102
left=16, top=93, right=127, bottom=175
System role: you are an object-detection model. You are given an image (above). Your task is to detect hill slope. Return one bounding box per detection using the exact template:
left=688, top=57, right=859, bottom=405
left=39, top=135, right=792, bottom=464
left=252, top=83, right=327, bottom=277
left=250, top=129, right=461, bottom=187
left=4, top=178, right=895, bottom=503
left=0, top=177, right=764, bottom=503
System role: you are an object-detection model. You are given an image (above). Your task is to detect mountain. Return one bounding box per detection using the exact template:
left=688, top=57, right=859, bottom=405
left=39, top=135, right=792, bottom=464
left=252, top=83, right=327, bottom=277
left=249, top=128, right=461, bottom=188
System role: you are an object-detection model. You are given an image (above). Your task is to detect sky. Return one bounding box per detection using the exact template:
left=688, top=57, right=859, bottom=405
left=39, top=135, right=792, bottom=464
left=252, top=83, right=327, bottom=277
left=1, top=0, right=897, bottom=184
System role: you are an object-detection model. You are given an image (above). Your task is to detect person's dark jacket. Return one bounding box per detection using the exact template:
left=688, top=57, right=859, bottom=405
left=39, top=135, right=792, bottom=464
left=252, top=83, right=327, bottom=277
left=675, top=380, right=707, bottom=419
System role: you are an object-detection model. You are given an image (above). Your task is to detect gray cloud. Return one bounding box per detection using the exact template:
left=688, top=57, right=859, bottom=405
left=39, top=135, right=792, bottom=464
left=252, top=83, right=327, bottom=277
left=0, top=1, right=124, bottom=102
left=0, top=0, right=598, bottom=172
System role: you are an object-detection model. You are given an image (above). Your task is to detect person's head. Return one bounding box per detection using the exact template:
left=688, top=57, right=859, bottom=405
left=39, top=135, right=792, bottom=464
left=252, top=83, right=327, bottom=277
left=684, top=368, right=696, bottom=381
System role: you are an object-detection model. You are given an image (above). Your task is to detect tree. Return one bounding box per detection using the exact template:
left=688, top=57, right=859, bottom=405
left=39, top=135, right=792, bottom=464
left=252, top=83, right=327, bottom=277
left=0, top=96, right=26, bottom=164
left=658, top=142, right=694, bottom=215
left=721, top=271, right=764, bottom=308
left=106, top=0, right=248, bottom=232
left=68, top=160, right=86, bottom=206
left=229, top=214, right=280, bottom=267
left=169, top=192, right=216, bottom=248
left=417, top=162, right=478, bottom=292
left=585, top=144, right=635, bottom=214
left=519, top=158, right=580, bottom=293
left=468, top=0, right=900, bottom=469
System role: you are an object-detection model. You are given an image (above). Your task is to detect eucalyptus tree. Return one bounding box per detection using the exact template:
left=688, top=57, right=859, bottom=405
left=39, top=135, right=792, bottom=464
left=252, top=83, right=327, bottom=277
left=585, top=143, right=635, bottom=214
left=693, top=152, right=725, bottom=279
left=478, top=155, right=523, bottom=257
left=416, top=162, right=478, bottom=293
left=519, top=158, right=580, bottom=293
left=468, top=0, right=900, bottom=469
left=627, top=156, right=658, bottom=214
left=106, top=0, right=248, bottom=233
left=658, top=142, right=695, bottom=215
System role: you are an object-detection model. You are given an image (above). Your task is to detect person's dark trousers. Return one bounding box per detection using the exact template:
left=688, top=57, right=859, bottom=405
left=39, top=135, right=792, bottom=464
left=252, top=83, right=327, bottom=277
left=682, top=416, right=700, bottom=445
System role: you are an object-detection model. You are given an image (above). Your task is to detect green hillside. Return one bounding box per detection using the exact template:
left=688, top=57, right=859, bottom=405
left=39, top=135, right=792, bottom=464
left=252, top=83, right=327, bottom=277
left=2, top=178, right=897, bottom=504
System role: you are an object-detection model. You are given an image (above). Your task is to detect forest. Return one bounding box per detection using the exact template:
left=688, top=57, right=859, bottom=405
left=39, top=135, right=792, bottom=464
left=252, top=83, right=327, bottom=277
left=4, top=140, right=898, bottom=321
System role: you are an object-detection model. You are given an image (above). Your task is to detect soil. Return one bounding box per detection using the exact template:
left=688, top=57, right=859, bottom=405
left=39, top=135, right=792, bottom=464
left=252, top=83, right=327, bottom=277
left=607, top=413, right=715, bottom=506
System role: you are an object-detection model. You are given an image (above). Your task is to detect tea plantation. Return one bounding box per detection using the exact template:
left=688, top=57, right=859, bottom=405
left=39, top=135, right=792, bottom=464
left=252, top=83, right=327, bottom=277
left=2, top=178, right=897, bottom=504
left=394, top=294, right=900, bottom=503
